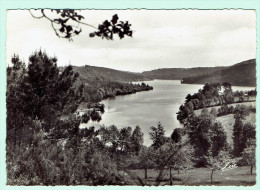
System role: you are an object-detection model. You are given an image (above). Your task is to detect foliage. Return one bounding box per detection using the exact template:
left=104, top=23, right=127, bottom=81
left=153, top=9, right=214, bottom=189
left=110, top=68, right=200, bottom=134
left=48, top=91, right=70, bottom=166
left=143, top=67, right=224, bottom=81
left=81, top=113, right=90, bottom=123
left=240, top=139, right=256, bottom=174
left=206, top=150, right=232, bottom=170
left=7, top=125, right=127, bottom=185
left=206, top=150, right=236, bottom=184
left=177, top=104, right=193, bottom=123
left=210, top=107, right=218, bottom=119
left=131, top=126, right=144, bottom=154
left=148, top=139, right=194, bottom=185
left=217, top=104, right=234, bottom=116
left=171, top=128, right=183, bottom=143
left=233, top=104, right=250, bottom=120
left=187, top=115, right=212, bottom=166
left=177, top=82, right=236, bottom=123
left=187, top=114, right=228, bottom=167
left=81, top=81, right=153, bottom=103
left=7, top=51, right=83, bottom=145
left=209, top=122, right=228, bottom=157
left=98, top=125, right=144, bottom=157
left=233, top=120, right=255, bottom=157
left=90, top=14, right=133, bottom=40
left=181, top=59, right=256, bottom=87
left=30, top=9, right=133, bottom=40
left=26, top=50, right=82, bottom=119
left=149, top=122, right=166, bottom=149
left=7, top=122, right=147, bottom=185
left=6, top=51, right=151, bottom=185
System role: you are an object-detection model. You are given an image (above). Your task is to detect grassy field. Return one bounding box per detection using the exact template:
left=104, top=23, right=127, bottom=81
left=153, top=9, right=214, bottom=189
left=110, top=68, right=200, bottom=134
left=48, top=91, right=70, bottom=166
left=215, top=112, right=256, bottom=145
left=194, top=101, right=256, bottom=116
left=123, top=166, right=256, bottom=186
left=193, top=101, right=256, bottom=146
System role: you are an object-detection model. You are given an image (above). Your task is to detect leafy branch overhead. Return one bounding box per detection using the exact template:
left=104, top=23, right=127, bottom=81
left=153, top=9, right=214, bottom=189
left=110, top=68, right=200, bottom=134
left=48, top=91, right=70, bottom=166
left=89, top=14, right=133, bottom=40
left=29, top=9, right=133, bottom=40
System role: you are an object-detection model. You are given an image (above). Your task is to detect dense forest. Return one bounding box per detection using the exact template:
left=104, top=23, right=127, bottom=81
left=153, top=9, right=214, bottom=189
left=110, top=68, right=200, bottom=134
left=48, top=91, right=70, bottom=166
left=6, top=51, right=191, bottom=185
left=181, top=59, right=256, bottom=86
left=177, top=82, right=256, bottom=123
left=66, top=65, right=149, bottom=82
left=6, top=50, right=157, bottom=185
left=142, top=67, right=226, bottom=80
left=58, top=65, right=153, bottom=104
left=60, top=59, right=256, bottom=87
left=142, top=59, right=256, bottom=87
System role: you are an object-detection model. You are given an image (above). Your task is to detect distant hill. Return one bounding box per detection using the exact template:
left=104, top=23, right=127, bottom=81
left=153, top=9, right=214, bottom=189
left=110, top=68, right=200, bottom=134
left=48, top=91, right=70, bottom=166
left=142, top=67, right=226, bottom=80
left=59, top=65, right=153, bottom=103
left=181, top=59, right=256, bottom=86
left=60, top=65, right=150, bottom=84
left=60, top=59, right=256, bottom=87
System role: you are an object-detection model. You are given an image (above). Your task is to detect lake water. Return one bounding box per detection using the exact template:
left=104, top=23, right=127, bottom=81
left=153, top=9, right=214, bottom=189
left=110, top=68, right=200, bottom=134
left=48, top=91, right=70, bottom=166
left=81, top=80, right=255, bottom=146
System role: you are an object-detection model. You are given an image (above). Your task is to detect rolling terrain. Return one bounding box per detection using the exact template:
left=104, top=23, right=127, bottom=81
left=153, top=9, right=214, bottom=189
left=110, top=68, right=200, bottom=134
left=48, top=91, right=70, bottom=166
left=142, top=59, right=256, bottom=86
left=142, top=67, right=226, bottom=80
left=60, top=59, right=256, bottom=87
left=181, top=59, right=256, bottom=86
left=69, top=65, right=149, bottom=83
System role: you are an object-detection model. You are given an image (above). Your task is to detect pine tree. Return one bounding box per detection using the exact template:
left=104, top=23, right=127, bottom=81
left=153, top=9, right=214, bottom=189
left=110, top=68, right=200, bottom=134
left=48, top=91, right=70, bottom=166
left=131, top=125, right=144, bottom=154
left=149, top=122, right=166, bottom=149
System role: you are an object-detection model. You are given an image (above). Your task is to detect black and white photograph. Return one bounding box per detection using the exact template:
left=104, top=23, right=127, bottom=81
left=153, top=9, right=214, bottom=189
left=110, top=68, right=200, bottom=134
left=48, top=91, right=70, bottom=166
left=6, top=9, right=256, bottom=186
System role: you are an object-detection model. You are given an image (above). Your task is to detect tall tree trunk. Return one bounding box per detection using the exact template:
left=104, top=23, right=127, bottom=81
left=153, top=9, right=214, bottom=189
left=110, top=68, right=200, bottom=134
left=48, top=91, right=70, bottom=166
left=145, top=166, right=148, bottom=179
left=251, top=165, right=253, bottom=175
left=169, top=167, right=173, bottom=185
left=211, top=169, right=214, bottom=184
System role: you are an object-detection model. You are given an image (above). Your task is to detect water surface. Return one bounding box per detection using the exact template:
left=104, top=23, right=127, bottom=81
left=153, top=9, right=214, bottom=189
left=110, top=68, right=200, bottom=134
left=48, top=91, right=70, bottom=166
left=81, top=80, right=255, bottom=145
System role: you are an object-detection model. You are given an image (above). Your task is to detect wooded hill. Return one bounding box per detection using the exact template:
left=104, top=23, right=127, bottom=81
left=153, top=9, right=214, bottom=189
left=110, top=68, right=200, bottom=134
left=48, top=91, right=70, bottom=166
left=142, top=67, right=226, bottom=80
left=60, top=58, right=256, bottom=87
left=59, top=65, right=153, bottom=103
left=181, top=59, right=256, bottom=86
left=66, top=65, right=149, bottom=83
left=142, top=59, right=256, bottom=86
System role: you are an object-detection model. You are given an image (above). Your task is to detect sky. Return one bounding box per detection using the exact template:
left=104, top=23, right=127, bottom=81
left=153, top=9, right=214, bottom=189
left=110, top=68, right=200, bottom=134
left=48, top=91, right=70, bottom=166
left=6, top=9, right=256, bottom=72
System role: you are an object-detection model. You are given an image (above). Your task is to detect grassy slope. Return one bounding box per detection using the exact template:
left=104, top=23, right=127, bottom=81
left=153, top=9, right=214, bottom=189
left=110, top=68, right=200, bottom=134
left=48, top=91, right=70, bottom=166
left=181, top=59, right=256, bottom=86
left=193, top=101, right=256, bottom=116
left=215, top=112, right=256, bottom=145
left=193, top=102, right=256, bottom=145
left=125, top=166, right=255, bottom=185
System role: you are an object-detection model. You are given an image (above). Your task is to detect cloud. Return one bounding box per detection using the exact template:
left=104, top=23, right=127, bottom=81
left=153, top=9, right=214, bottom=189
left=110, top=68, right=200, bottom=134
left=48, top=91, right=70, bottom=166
left=6, top=9, right=256, bottom=72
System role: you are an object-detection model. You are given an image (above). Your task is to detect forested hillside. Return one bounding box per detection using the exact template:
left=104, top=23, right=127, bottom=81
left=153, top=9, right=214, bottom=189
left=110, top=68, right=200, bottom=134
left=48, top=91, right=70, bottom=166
left=60, top=65, right=149, bottom=83
left=59, top=65, right=153, bottom=103
left=60, top=59, right=256, bottom=87
left=142, top=59, right=256, bottom=87
left=181, top=59, right=256, bottom=86
left=142, top=67, right=226, bottom=80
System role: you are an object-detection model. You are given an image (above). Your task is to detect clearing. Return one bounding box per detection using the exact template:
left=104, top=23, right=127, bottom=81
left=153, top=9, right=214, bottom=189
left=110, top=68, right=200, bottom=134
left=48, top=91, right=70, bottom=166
left=123, top=166, right=256, bottom=185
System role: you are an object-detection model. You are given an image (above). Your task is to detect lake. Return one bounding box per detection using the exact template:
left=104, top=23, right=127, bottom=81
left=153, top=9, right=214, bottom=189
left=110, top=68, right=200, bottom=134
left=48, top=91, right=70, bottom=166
left=81, top=80, right=255, bottom=145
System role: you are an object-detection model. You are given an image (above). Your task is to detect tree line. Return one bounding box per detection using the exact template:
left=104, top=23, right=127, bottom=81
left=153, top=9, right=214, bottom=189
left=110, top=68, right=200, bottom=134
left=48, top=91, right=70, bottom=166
left=177, top=82, right=256, bottom=123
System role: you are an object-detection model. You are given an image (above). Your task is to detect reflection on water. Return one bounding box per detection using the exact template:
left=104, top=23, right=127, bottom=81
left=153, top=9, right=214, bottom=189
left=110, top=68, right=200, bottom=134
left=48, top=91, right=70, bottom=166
left=81, top=80, right=255, bottom=146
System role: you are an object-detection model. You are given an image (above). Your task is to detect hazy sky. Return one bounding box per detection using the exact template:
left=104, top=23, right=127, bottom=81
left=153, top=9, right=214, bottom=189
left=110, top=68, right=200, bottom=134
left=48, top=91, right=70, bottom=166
left=7, top=10, right=256, bottom=72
